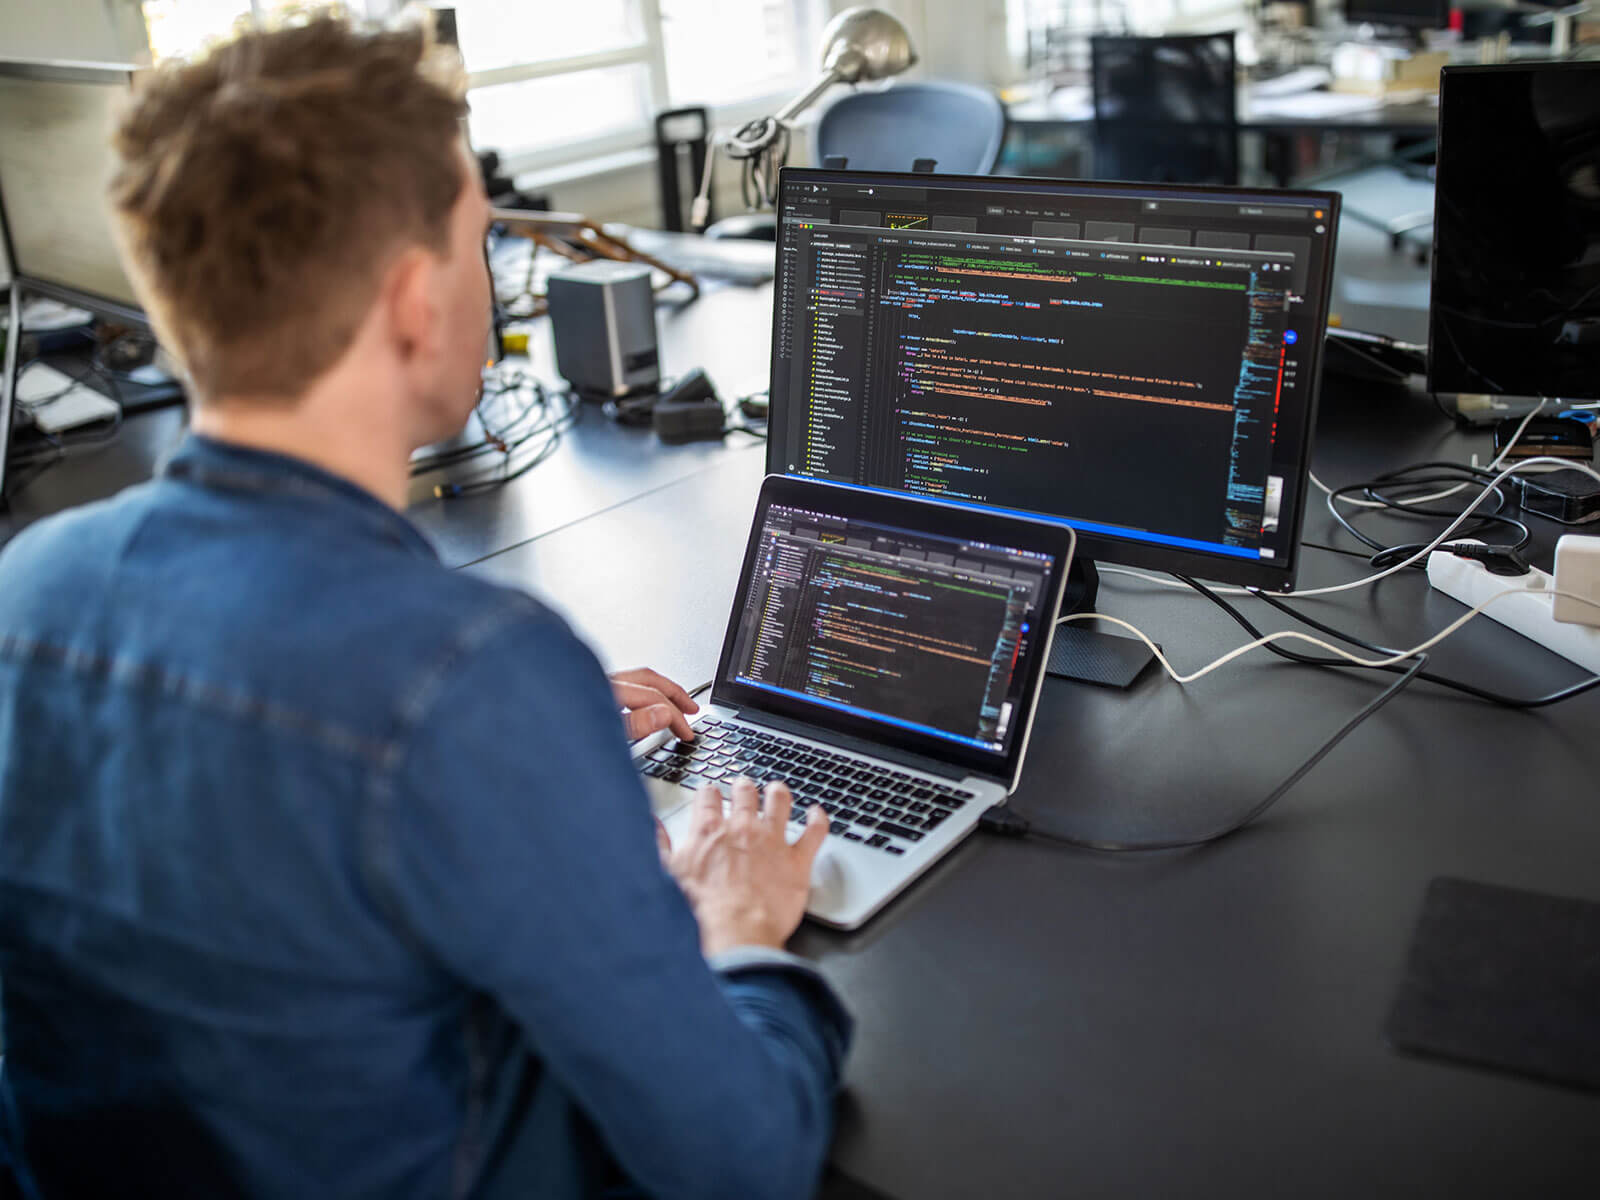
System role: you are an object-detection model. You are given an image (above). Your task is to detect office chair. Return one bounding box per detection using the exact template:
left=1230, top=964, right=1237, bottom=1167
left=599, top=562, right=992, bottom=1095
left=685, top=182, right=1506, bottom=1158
left=705, top=81, right=1006, bottom=240
left=1089, top=33, right=1239, bottom=186
left=812, top=80, right=1006, bottom=176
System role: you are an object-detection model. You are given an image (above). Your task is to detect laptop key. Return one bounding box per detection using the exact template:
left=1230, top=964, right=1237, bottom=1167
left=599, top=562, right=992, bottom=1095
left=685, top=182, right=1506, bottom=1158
left=866, top=834, right=890, bottom=849
left=841, top=831, right=864, bottom=842
left=875, top=820, right=925, bottom=843
left=885, top=845, right=905, bottom=856
left=928, top=808, right=952, bottom=826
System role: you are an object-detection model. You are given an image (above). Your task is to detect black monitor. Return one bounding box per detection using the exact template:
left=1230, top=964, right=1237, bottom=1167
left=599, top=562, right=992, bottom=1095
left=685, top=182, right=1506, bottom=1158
left=1344, top=0, right=1450, bottom=29
left=1, top=58, right=145, bottom=504
left=767, top=169, right=1339, bottom=627
left=1428, top=61, right=1600, bottom=402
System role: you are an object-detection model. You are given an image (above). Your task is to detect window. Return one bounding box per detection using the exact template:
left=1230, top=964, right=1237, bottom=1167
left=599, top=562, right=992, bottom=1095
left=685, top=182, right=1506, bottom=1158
left=142, top=1, right=355, bottom=62
left=139, top=1, right=826, bottom=171
left=449, top=0, right=826, bottom=170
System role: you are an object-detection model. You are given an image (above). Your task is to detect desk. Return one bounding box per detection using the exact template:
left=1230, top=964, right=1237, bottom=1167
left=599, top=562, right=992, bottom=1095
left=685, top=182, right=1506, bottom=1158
left=3, top=218, right=1596, bottom=1197
left=1004, top=81, right=1439, bottom=186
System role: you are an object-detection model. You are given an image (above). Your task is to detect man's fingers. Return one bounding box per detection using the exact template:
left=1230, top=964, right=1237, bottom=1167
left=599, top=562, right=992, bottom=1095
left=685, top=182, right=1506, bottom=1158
left=615, top=668, right=700, bottom=714
left=654, top=818, right=672, bottom=862
left=794, top=805, right=830, bottom=859
left=689, top=784, right=724, bottom=838
left=729, top=775, right=762, bottom=824
left=763, top=781, right=793, bottom=829
left=621, top=699, right=694, bottom=743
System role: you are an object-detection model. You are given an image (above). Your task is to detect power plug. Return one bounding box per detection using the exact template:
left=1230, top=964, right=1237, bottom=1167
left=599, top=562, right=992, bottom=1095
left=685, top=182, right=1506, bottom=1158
left=1553, top=535, right=1600, bottom=628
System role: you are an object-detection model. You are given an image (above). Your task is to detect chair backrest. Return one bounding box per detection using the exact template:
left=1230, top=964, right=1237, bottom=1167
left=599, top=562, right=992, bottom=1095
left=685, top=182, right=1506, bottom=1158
left=812, top=80, right=1007, bottom=176
left=1089, top=33, right=1238, bottom=186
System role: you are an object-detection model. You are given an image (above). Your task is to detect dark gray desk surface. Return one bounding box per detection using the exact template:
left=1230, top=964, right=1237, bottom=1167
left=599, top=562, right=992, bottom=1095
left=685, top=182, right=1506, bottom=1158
left=4, top=220, right=1596, bottom=1197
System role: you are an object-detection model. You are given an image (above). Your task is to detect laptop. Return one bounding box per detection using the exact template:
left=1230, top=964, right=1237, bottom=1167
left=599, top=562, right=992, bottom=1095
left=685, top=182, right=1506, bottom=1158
left=636, top=474, right=1074, bottom=929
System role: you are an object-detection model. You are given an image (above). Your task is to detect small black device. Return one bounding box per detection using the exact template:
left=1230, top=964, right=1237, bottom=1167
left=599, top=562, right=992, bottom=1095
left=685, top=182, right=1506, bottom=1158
left=1492, top=415, right=1593, bottom=460
left=1515, top=467, right=1600, bottom=525
left=1428, top=62, right=1600, bottom=401
left=652, top=369, right=725, bottom=443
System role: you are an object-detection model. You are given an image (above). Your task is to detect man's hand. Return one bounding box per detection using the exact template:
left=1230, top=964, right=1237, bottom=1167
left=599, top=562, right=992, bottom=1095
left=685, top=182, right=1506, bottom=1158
left=611, top=667, right=700, bottom=742
left=665, top=777, right=829, bottom=955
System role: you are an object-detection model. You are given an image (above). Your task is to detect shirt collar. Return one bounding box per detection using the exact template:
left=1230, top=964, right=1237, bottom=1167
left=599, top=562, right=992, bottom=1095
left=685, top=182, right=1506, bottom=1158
left=159, top=433, right=437, bottom=560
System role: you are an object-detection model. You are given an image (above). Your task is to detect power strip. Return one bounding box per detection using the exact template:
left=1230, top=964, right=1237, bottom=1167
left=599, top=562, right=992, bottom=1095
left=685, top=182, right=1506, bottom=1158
left=1426, top=544, right=1600, bottom=674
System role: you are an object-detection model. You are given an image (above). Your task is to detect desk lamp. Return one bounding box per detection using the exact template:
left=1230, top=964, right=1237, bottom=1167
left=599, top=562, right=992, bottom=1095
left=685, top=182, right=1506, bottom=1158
left=689, top=6, right=916, bottom=230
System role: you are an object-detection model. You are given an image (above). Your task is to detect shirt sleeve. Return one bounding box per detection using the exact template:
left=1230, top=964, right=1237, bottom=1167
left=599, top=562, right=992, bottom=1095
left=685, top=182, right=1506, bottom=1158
left=371, top=600, right=853, bottom=1200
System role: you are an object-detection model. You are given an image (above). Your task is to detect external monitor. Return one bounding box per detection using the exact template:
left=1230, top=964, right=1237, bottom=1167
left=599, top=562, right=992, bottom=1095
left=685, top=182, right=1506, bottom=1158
left=1343, top=0, right=1451, bottom=29
left=1428, top=61, right=1600, bottom=402
left=1, top=58, right=143, bottom=505
left=767, top=168, right=1340, bottom=615
left=0, top=60, right=143, bottom=319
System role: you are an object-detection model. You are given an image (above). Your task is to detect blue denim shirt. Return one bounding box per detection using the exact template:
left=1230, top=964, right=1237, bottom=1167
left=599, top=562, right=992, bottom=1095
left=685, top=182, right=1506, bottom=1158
left=0, top=434, right=851, bottom=1200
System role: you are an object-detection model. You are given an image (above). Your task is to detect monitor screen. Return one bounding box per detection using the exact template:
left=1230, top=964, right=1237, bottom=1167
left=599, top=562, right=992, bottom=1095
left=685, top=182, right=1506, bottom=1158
left=1344, top=0, right=1449, bottom=28
left=713, top=476, right=1073, bottom=781
left=0, top=61, right=143, bottom=317
left=766, top=169, right=1340, bottom=590
left=1428, top=62, right=1600, bottom=401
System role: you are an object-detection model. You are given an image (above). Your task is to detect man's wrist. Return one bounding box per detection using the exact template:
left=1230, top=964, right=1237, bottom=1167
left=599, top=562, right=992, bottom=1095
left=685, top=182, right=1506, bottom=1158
left=698, top=907, right=789, bottom=956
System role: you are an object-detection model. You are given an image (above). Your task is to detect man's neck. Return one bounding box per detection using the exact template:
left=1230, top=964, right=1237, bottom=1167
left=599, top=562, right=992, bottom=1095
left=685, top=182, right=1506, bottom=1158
left=191, top=386, right=414, bottom=512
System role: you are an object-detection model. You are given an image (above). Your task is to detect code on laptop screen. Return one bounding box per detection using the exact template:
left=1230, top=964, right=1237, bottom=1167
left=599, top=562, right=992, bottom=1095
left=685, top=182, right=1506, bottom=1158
left=722, top=502, right=1054, bottom=752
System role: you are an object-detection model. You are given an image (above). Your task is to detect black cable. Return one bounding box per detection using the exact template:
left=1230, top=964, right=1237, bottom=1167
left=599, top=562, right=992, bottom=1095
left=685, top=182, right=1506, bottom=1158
left=1324, top=461, right=1531, bottom=568
left=1178, top=572, right=1600, bottom=710
left=432, top=386, right=580, bottom=498
left=981, top=649, right=1428, bottom=852
left=2, top=359, right=125, bottom=500
left=1249, top=586, right=1600, bottom=710
left=1300, top=539, right=1371, bottom=561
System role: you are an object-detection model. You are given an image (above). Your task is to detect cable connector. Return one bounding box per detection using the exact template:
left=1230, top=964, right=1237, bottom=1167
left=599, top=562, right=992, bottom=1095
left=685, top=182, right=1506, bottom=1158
left=978, top=807, right=1031, bottom=839
left=1443, top=542, right=1532, bottom=577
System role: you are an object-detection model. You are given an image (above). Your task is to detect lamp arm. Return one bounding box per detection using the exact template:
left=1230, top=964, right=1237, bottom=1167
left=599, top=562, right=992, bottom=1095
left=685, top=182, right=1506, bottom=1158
left=774, top=65, right=847, bottom=124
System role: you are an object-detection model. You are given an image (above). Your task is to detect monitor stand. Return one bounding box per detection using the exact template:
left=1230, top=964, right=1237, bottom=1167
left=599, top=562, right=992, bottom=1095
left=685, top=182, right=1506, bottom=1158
left=1045, top=559, right=1158, bottom=689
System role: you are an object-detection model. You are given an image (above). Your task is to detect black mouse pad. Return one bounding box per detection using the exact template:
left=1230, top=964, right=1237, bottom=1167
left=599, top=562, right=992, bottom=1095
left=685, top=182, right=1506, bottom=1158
left=1385, top=877, right=1600, bottom=1091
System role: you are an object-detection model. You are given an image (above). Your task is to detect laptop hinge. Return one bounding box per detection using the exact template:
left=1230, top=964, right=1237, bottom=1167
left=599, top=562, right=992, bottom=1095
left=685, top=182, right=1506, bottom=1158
left=721, top=708, right=988, bottom=783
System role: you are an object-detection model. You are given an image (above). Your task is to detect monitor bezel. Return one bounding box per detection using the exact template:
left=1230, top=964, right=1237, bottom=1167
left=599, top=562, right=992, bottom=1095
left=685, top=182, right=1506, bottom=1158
left=711, top=474, right=1075, bottom=784
left=1426, top=59, right=1600, bottom=402
left=765, top=166, right=1342, bottom=593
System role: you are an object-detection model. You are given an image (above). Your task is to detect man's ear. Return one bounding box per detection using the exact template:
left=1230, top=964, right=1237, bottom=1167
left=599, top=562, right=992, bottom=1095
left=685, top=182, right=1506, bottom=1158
left=381, top=246, right=440, bottom=367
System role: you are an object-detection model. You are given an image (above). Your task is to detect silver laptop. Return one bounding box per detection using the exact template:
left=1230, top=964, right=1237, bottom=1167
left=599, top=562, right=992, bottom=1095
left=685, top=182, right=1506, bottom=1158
left=636, top=475, right=1074, bottom=930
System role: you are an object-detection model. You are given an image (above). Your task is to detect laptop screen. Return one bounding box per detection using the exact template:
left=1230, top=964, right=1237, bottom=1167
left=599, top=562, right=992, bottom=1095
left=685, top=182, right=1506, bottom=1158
left=713, top=476, right=1073, bottom=782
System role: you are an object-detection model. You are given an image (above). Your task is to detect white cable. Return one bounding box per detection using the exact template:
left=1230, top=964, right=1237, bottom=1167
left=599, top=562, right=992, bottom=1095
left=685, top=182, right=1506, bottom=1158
left=1314, top=397, right=1549, bottom=514
left=1286, top=454, right=1600, bottom=598
left=1103, top=456, right=1600, bottom=601
left=1057, top=585, right=1600, bottom=687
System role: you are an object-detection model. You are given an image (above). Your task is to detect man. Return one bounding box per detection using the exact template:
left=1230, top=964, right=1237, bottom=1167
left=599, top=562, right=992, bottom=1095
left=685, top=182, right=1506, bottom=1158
left=0, top=13, right=849, bottom=1200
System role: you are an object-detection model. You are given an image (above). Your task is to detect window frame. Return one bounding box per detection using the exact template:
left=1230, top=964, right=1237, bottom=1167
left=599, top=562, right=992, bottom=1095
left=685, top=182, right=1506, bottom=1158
left=405, top=0, right=828, bottom=176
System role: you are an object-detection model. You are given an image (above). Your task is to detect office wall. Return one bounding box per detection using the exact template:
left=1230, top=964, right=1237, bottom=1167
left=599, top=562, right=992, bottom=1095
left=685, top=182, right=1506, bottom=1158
left=0, top=0, right=148, bottom=63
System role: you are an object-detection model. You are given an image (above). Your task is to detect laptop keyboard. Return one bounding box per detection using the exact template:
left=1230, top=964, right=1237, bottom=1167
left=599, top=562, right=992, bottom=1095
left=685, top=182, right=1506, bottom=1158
left=640, top=717, right=976, bottom=856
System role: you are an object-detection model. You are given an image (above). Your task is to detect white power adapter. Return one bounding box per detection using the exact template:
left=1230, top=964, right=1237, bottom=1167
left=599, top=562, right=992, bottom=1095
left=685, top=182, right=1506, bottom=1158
left=1553, top=535, right=1600, bottom=627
